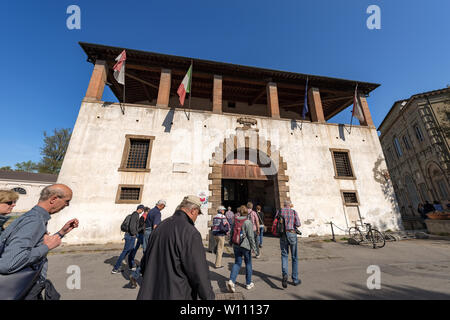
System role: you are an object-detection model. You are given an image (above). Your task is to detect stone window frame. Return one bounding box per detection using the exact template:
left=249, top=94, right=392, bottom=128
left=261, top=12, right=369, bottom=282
left=393, top=136, right=403, bottom=158
left=118, top=135, right=155, bottom=173
left=402, top=135, right=411, bottom=150
left=340, top=190, right=360, bottom=206
left=115, top=184, right=144, bottom=204
left=413, top=124, right=424, bottom=142
left=330, top=148, right=356, bottom=180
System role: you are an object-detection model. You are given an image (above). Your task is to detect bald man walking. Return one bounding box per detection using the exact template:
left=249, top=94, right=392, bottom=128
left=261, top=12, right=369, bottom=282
left=0, top=184, right=79, bottom=299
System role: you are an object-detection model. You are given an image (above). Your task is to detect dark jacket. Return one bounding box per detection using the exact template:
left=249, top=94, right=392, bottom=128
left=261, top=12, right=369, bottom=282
left=137, top=210, right=215, bottom=300
left=128, top=211, right=140, bottom=236
left=137, top=215, right=145, bottom=234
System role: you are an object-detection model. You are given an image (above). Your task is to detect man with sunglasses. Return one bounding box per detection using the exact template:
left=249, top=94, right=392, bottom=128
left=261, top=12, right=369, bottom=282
left=0, top=184, right=79, bottom=299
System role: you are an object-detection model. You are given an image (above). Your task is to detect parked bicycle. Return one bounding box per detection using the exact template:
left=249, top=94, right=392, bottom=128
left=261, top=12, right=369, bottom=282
left=348, top=222, right=385, bottom=249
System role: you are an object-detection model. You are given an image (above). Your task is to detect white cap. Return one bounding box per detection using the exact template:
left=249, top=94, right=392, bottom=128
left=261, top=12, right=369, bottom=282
left=156, top=199, right=166, bottom=206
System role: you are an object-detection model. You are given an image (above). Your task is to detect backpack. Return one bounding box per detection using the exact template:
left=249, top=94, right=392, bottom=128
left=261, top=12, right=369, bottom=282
left=120, top=214, right=132, bottom=233
left=231, top=217, right=247, bottom=246
left=212, top=216, right=229, bottom=235
left=271, top=213, right=285, bottom=237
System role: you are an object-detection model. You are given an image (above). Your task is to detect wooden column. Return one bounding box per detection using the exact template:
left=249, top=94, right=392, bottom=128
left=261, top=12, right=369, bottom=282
left=308, top=87, right=325, bottom=122
left=85, top=60, right=108, bottom=101
left=212, top=75, right=222, bottom=114
left=358, top=94, right=375, bottom=127
left=266, top=82, right=280, bottom=119
left=156, top=68, right=171, bottom=107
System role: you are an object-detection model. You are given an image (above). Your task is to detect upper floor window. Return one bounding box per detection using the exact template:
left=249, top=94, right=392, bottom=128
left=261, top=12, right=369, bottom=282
left=393, top=137, right=403, bottom=158
left=119, top=135, right=155, bottom=172
left=414, top=125, right=424, bottom=142
left=402, top=135, right=411, bottom=150
left=331, top=149, right=355, bottom=179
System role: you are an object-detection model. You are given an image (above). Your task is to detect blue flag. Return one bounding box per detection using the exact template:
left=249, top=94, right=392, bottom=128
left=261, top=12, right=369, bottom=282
left=302, top=77, right=309, bottom=119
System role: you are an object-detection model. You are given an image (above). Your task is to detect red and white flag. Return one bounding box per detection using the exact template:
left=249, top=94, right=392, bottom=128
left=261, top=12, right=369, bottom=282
left=177, top=64, right=192, bottom=106
left=113, top=50, right=126, bottom=85
left=352, top=84, right=365, bottom=123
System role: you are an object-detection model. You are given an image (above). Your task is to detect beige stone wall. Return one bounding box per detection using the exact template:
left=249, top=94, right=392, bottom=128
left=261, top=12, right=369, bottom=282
left=49, top=101, right=402, bottom=244
left=379, top=91, right=450, bottom=230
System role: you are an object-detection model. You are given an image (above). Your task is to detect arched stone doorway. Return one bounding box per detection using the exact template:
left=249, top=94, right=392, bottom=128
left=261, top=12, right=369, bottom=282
left=427, top=161, right=449, bottom=202
left=208, top=131, right=290, bottom=232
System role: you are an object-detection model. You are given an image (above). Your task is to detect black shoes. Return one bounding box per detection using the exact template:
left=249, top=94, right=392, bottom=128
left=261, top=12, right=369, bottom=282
left=293, top=279, right=301, bottom=286
left=282, top=275, right=288, bottom=288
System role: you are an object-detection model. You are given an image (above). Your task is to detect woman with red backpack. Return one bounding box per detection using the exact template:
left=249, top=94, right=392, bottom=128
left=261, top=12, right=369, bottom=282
left=226, top=205, right=258, bottom=292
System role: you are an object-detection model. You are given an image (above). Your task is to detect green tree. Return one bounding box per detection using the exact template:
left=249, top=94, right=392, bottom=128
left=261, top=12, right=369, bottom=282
left=0, top=166, right=13, bottom=171
left=15, top=161, right=39, bottom=172
left=37, top=128, right=72, bottom=174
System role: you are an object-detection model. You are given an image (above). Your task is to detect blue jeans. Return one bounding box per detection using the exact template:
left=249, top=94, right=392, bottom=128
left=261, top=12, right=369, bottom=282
left=113, top=233, right=136, bottom=271
left=280, top=232, right=299, bottom=282
left=129, top=233, right=144, bottom=264
left=259, top=226, right=264, bottom=246
left=230, top=246, right=252, bottom=285
left=143, top=228, right=152, bottom=252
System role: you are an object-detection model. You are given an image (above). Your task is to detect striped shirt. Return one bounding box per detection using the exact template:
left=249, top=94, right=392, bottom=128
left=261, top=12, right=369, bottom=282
left=277, top=207, right=301, bottom=231
left=0, top=205, right=50, bottom=277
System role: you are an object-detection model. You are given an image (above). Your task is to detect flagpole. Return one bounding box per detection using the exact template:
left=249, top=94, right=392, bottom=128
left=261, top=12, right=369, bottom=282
left=349, top=82, right=358, bottom=135
left=188, top=60, right=193, bottom=120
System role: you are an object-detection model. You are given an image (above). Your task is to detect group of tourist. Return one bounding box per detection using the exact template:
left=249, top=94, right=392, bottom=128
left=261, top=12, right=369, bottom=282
left=211, top=200, right=301, bottom=293
left=0, top=184, right=302, bottom=300
left=111, top=200, right=166, bottom=289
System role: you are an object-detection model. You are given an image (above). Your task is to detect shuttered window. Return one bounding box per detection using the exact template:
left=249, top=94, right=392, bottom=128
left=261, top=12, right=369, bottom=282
left=332, top=150, right=354, bottom=178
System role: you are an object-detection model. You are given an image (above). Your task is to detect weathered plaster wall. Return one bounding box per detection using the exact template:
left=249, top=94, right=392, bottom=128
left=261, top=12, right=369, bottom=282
left=49, top=101, right=402, bottom=244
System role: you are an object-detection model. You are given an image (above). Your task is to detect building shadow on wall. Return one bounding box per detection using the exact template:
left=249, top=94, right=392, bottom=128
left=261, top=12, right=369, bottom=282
left=162, top=108, right=175, bottom=133
left=290, top=282, right=450, bottom=300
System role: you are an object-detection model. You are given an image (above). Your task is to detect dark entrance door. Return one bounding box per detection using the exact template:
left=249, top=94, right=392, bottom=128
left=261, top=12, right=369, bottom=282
left=222, top=178, right=277, bottom=230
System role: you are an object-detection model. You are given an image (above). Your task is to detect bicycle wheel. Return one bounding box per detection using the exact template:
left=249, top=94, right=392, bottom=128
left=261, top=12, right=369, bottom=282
left=370, top=229, right=386, bottom=248
left=348, top=227, right=364, bottom=243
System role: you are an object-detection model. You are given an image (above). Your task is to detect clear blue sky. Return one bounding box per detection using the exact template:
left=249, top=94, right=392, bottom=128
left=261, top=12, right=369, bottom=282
left=1, top=0, right=449, bottom=167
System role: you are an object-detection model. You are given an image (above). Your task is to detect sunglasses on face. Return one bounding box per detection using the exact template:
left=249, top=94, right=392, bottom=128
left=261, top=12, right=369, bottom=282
left=3, top=201, right=16, bottom=205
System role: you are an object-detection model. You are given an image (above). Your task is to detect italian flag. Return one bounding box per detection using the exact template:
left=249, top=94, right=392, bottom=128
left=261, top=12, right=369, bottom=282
left=177, top=64, right=192, bottom=106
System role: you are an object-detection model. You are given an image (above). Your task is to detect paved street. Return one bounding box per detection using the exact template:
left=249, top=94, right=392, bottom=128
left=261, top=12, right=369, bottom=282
left=47, top=236, right=450, bottom=300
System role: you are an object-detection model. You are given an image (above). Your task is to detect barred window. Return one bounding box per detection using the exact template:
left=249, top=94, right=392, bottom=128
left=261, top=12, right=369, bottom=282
left=127, top=140, right=149, bottom=169
left=342, top=191, right=358, bottom=205
left=119, top=135, right=155, bottom=172
left=332, top=150, right=354, bottom=178
left=116, top=185, right=143, bottom=204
